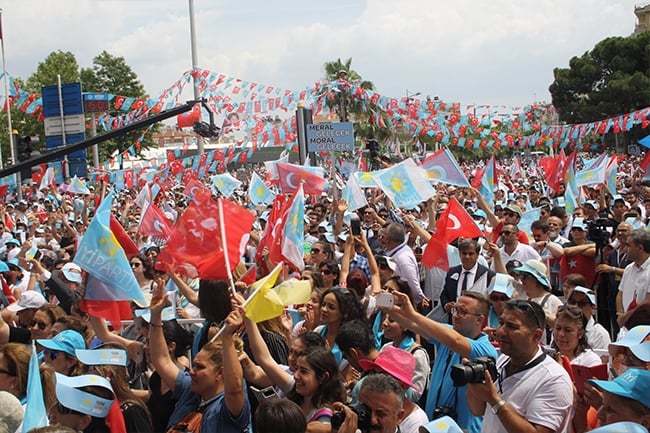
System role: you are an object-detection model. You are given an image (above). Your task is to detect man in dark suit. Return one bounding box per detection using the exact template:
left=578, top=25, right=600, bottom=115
left=440, top=239, right=495, bottom=319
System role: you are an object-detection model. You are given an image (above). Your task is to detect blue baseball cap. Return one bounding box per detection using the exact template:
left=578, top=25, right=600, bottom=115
left=588, top=422, right=648, bottom=433
left=589, top=369, right=650, bottom=410
left=38, top=330, right=86, bottom=357
left=513, top=259, right=551, bottom=289
left=609, top=325, right=650, bottom=362
left=419, top=416, right=463, bottom=433
left=55, top=373, right=114, bottom=418
left=488, top=273, right=515, bottom=298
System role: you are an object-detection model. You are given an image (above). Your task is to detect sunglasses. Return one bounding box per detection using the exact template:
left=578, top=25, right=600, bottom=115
left=31, top=320, right=48, bottom=331
left=130, top=262, right=142, bottom=268
left=311, top=248, right=321, bottom=254
left=0, top=367, right=14, bottom=376
left=320, top=269, right=333, bottom=275
left=500, top=230, right=513, bottom=236
left=378, top=263, right=389, bottom=270
left=489, top=294, right=509, bottom=302
left=568, top=300, right=592, bottom=308
left=43, top=349, right=59, bottom=361
left=504, top=211, right=518, bottom=217
left=558, top=304, right=584, bottom=316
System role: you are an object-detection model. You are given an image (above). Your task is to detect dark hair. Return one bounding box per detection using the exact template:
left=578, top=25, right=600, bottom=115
left=198, top=279, right=232, bottom=323
left=335, top=320, right=374, bottom=354
left=531, top=220, right=550, bottom=233
left=563, top=273, right=587, bottom=288
left=504, top=299, right=546, bottom=332
left=254, top=399, right=306, bottom=433
left=162, top=319, right=193, bottom=359
left=552, top=306, right=590, bottom=357
left=624, top=302, right=650, bottom=330
left=313, top=242, right=334, bottom=260
left=550, top=206, right=567, bottom=219
left=295, top=331, right=326, bottom=349
left=318, top=259, right=341, bottom=285
left=287, top=347, right=346, bottom=409
left=458, top=239, right=479, bottom=253
left=320, top=286, right=364, bottom=324
left=302, top=266, right=325, bottom=290
left=131, top=254, right=155, bottom=280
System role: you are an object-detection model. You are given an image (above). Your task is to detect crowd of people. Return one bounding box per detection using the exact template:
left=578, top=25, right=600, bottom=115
left=0, top=151, right=649, bottom=433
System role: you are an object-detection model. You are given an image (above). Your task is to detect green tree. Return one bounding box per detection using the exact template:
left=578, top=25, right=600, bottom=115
left=80, top=51, right=153, bottom=163
left=549, top=31, right=650, bottom=149
left=322, top=57, right=392, bottom=152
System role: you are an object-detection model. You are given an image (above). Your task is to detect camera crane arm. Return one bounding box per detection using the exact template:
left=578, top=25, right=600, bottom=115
left=0, top=99, right=204, bottom=179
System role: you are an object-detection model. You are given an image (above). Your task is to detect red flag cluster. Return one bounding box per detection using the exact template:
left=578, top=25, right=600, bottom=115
left=421, top=198, right=484, bottom=271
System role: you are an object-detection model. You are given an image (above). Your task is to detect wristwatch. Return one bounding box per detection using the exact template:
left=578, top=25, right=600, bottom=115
left=491, top=400, right=507, bottom=414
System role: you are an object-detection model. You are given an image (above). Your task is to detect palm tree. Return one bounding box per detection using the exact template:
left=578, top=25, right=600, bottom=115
left=322, top=58, right=392, bottom=150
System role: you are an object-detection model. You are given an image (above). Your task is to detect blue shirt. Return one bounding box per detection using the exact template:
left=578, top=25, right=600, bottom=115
left=167, top=370, right=251, bottom=433
left=425, top=325, right=497, bottom=433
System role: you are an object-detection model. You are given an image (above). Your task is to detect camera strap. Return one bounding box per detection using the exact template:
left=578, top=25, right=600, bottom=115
left=501, top=352, right=546, bottom=380
left=433, top=350, right=459, bottom=409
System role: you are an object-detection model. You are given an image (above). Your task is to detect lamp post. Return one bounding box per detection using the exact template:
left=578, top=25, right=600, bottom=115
left=188, top=0, right=204, bottom=154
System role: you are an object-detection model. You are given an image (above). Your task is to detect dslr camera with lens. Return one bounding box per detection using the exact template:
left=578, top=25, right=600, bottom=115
left=451, top=356, right=498, bottom=387
left=331, top=402, right=371, bottom=432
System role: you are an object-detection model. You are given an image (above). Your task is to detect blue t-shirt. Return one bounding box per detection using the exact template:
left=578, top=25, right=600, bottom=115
left=167, top=370, right=251, bottom=433
left=425, top=325, right=497, bottom=433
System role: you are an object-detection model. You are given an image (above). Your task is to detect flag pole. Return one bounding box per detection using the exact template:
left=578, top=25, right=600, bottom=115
left=209, top=263, right=283, bottom=343
left=217, top=198, right=237, bottom=297
left=1, top=8, right=13, bottom=170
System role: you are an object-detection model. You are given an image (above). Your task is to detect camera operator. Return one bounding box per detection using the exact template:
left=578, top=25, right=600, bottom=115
left=466, top=299, right=573, bottom=433
left=332, top=373, right=405, bottom=433
left=386, top=290, right=497, bottom=433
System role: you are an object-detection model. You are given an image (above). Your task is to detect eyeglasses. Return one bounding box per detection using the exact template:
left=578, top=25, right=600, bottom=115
left=567, top=299, right=592, bottom=308
left=500, top=230, right=513, bottom=237
left=31, top=320, right=48, bottom=331
left=489, top=294, right=509, bottom=302
left=130, top=262, right=142, bottom=268
left=451, top=306, right=482, bottom=317
left=0, top=367, right=14, bottom=376
left=43, top=349, right=59, bottom=361
left=504, top=211, right=518, bottom=217
left=506, top=299, right=544, bottom=330
left=311, top=248, right=321, bottom=254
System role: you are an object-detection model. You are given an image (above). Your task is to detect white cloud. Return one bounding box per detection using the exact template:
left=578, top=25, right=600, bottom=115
left=3, top=0, right=641, bottom=107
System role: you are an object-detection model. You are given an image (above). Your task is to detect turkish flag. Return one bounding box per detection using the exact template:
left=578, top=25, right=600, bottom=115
left=276, top=163, right=325, bottom=195
left=560, top=254, right=596, bottom=286
left=157, top=198, right=254, bottom=280
left=255, top=194, right=288, bottom=272
left=421, top=198, right=483, bottom=271
left=138, top=203, right=174, bottom=240
left=109, top=214, right=140, bottom=257
left=177, top=104, right=201, bottom=128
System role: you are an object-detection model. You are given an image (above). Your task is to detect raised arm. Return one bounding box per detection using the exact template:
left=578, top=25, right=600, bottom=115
left=222, top=308, right=247, bottom=417
left=147, top=278, right=182, bottom=391
left=242, top=314, right=292, bottom=391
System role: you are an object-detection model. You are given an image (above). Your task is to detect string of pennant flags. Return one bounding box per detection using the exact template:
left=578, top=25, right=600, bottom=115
left=3, top=67, right=650, bottom=177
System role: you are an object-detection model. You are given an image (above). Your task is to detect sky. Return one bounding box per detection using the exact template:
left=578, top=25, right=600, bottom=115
left=0, top=0, right=643, bottom=110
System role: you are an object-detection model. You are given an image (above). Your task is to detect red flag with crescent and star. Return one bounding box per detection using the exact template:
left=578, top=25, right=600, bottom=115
left=421, top=197, right=483, bottom=271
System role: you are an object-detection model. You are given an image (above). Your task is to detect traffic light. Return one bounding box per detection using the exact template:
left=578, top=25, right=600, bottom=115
left=14, top=135, right=32, bottom=162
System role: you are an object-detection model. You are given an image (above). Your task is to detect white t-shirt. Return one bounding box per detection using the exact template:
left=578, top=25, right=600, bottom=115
left=480, top=348, right=573, bottom=433
left=399, top=405, right=429, bottom=433
left=572, top=349, right=602, bottom=367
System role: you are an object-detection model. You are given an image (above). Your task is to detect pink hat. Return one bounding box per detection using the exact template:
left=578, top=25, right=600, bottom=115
left=358, top=345, right=420, bottom=392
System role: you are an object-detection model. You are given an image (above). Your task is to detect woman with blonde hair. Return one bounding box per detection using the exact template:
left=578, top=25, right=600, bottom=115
left=0, top=342, right=57, bottom=409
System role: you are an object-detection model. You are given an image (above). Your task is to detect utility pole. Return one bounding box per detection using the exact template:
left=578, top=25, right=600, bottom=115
left=188, top=0, right=204, bottom=154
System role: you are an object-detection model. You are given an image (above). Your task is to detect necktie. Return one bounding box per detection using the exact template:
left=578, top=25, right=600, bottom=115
left=461, top=271, right=470, bottom=293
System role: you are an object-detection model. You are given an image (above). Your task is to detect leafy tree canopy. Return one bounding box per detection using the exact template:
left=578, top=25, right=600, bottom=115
left=549, top=31, right=650, bottom=124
